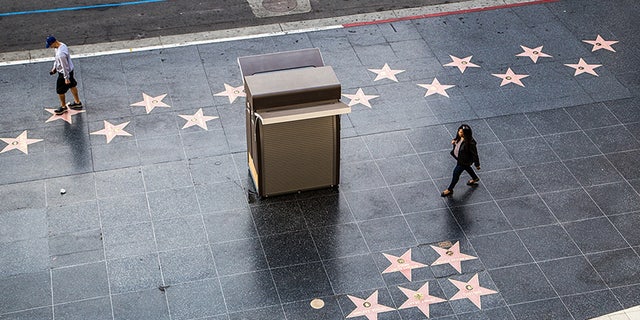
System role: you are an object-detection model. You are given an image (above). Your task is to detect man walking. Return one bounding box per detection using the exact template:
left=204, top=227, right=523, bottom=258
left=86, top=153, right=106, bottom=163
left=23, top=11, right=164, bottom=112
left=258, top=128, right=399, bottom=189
left=46, top=36, right=82, bottom=115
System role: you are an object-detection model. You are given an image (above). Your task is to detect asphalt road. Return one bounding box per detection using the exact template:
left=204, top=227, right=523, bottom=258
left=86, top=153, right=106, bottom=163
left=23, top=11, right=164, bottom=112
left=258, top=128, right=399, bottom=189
left=1, top=0, right=466, bottom=53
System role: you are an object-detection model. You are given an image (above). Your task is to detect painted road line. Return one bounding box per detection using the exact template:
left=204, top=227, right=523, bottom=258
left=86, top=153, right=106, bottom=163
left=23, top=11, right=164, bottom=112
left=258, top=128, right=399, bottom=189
left=0, top=0, right=555, bottom=66
left=0, top=0, right=165, bottom=17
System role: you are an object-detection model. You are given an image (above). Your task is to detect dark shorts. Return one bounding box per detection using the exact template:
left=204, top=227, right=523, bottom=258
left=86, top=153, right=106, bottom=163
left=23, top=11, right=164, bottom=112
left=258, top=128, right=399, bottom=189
left=56, top=70, right=77, bottom=94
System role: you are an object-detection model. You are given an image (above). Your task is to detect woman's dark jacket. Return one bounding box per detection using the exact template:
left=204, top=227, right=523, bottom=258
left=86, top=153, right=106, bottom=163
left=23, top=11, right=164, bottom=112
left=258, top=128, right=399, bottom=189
left=450, top=139, right=480, bottom=167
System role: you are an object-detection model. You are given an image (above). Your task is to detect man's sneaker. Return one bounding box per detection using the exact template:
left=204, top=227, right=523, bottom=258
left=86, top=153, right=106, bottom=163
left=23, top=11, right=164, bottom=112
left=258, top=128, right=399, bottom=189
left=67, top=101, right=83, bottom=110
left=54, top=106, right=68, bottom=115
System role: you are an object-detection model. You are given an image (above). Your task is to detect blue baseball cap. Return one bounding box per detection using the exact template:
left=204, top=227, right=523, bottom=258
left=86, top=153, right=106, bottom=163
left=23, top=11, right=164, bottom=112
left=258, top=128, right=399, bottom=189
left=45, top=36, right=56, bottom=48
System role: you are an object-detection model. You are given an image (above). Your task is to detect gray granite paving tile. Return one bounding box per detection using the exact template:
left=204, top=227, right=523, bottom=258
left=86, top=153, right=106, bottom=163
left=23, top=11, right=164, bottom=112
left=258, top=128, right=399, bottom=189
left=0, top=307, right=53, bottom=320
left=181, top=129, right=231, bottom=159
left=609, top=212, right=640, bottom=247
left=196, top=181, right=248, bottom=213
left=406, top=125, right=453, bottom=154
left=142, top=160, right=193, bottom=191
left=564, top=217, right=629, bottom=254
left=45, top=173, right=96, bottom=206
left=405, top=208, right=465, bottom=245
left=376, top=154, right=430, bottom=185
left=419, top=150, right=454, bottom=180
left=526, top=108, right=580, bottom=135
left=52, top=262, right=109, bottom=304
left=339, top=161, right=386, bottom=192
left=565, top=102, right=621, bottom=129
left=189, top=154, right=239, bottom=186
left=0, top=238, right=49, bottom=278
left=210, top=237, right=267, bottom=276
left=390, top=180, right=448, bottom=214
left=517, top=224, right=581, bottom=261
left=340, top=137, right=373, bottom=163
left=98, top=193, right=150, bottom=227
left=54, top=296, right=112, bottom=320
left=469, top=231, right=533, bottom=269
left=90, top=140, right=141, bottom=171
left=107, top=254, right=162, bottom=294
left=159, top=245, right=216, bottom=285
left=450, top=201, right=511, bottom=237
left=137, top=135, right=185, bottom=165
left=261, top=230, right=320, bottom=268
left=564, top=155, right=624, bottom=187
left=219, top=270, right=280, bottom=312
left=47, top=201, right=100, bottom=235
left=540, top=188, right=603, bottom=222
left=508, top=298, right=571, bottom=320
left=611, top=284, right=640, bottom=309
left=0, top=271, right=51, bottom=314
left=485, top=114, right=540, bottom=141
left=94, top=167, right=145, bottom=199
left=362, top=130, right=416, bottom=160
left=203, top=208, right=257, bottom=243
left=111, top=288, right=170, bottom=320
left=49, top=229, right=104, bottom=268
left=0, top=208, right=46, bottom=243
left=562, top=290, right=623, bottom=320
left=605, top=97, right=640, bottom=124
left=488, top=263, right=556, bottom=305
left=358, top=215, right=417, bottom=252
left=228, top=306, right=285, bottom=320
left=480, top=168, right=536, bottom=200
left=521, top=161, right=581, bottom=193
left=585, top=182, right=640, bottom=216
left=476, top=142, right=518, bottom=171
left=154, top=215, right=208, bottom=251
left=147, top=186, right=200, bottom=220
left=343, top=187, right=401, bottom=221
left=586, top=248, right=640, bottom=288
left=324, top=254, right=385, bottom=294
left=585, top=125, right=640, bottom=154
left=544, top=131, right=601, bottom=160
left=540, top=256, right=608, bottom=295
left=165, top=278, right=227, bottom=320
left=102, top=222, right=156, bottom=260
left=606, top=150, right=640, bottom=181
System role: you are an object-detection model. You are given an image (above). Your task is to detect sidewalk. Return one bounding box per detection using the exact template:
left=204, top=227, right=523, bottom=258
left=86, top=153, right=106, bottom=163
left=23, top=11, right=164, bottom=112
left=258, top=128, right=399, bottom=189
left=1, top=0, right=639, bottom=319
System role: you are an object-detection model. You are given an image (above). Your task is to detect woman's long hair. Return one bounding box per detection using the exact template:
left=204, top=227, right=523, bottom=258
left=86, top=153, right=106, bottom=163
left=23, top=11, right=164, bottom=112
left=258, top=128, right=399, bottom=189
left=454, top=124, right=474, bottom=142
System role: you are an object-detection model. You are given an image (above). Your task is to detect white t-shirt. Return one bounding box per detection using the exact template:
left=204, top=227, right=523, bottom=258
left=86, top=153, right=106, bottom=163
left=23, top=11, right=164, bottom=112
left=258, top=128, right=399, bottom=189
left=53, top=43, right=74, bottom=79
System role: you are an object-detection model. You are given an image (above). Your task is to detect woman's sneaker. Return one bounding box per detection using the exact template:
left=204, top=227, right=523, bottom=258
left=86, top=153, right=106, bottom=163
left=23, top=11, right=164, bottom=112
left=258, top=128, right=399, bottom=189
left=67, top=101, right=83, bottom=110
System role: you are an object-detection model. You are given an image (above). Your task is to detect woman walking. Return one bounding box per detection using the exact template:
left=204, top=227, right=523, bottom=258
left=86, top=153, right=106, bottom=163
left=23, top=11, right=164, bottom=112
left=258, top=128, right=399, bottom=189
left=441, top=124, right=481, bottom=197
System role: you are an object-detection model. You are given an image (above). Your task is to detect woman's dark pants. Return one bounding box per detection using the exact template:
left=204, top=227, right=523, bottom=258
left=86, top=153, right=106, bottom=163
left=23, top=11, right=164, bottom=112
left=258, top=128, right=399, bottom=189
left=447, top=164, right=479, bottom=191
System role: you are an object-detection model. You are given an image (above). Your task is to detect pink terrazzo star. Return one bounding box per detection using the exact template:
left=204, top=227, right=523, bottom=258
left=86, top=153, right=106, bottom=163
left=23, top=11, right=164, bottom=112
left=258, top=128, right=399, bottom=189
left=346, top=290, right=395, bottom=320
left=90, top=120, right=132, bottom=143
left=342, top=88, right=379, bottom=108
left=564, top=58, right=602, bottom=76
left=382, top=249, right=428, bottom=281
left=516, top=45, right=552, bottom=63
left=398, top=282, right=447, bottom=318
left=130, top=93, right=171, bottom=114
left=368, top=63, right=405, bottom=82
left=0, top=130, right=43, bottom=155
left=583, top=35, right=618, bottom=52
left=417, top=78, right=455, bottom=98
left=178, top=108, right=219, bottom=130
left=214, top=83, right=246, bottom=104
left=430, top=241, right=477, bottom=273
left=44, top=108, right=85, bottom=124
left=491, top=68, right=529, bottom=87
left=449, top=273, right=498, bottom=309
left=443, top=55, right=480, bottom=73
